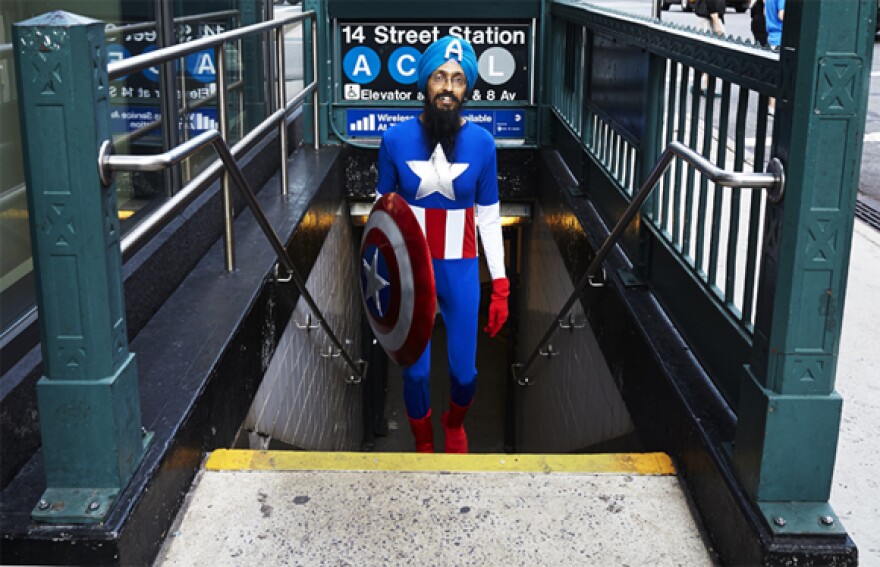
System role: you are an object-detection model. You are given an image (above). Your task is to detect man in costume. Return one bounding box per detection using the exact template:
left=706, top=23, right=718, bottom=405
left=376, top=35, right=509, bottom=453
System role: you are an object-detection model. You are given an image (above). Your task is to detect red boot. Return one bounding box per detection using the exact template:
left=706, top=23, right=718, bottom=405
left=407, top=409, right=434, bottom=453
left=442, top=401, right=471, bottom=454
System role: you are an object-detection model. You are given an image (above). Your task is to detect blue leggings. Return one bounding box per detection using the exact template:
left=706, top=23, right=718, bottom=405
left=403, top=258, right=479, bottom=419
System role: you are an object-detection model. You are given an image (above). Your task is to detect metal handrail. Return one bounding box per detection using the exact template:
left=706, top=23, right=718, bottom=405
left=511, top=140, right=785, bottom=386
left=105, top=10, right=245, bottom=163
left=114, top=88, right=314, bottom=265
left=108, top=9, right=319, bottom=272
left=104, top=9, right=241, bottom=38
left=107, top=12, right=309, bottom=80
left=98, top=130, right=368, bottom=384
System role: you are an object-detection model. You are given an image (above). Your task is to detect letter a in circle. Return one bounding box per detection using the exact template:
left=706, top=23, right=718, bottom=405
left=445, top=39, right=463, bottom=62
left=353, top=54, right=372, bottom=76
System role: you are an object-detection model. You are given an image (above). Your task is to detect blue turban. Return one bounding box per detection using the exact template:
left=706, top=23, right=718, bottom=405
left=417, top=35, right=478, bottom=95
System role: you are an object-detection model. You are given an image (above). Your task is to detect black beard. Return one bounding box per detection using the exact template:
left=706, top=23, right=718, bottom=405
left=422, top=93, right=463, bottom=159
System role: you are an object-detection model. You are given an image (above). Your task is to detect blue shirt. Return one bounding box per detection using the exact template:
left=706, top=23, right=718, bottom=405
left=766, top=0, right=785, bottom=47
left=377, top=117, right=499, bottom=210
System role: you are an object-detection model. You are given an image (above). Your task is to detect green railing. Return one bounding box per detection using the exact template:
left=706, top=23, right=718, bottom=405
left=650, top=66, right=774, bottom=332
left=544, top=0, right=873, bottom=536
left=546, top=1, right=779, bottom=407
left=11, top=6, right=318, bottom=525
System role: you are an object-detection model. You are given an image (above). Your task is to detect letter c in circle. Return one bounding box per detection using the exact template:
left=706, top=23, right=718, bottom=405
left=388, top=46, right=421, bottom=85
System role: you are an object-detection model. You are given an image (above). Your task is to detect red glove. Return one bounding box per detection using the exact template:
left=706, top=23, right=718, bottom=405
left=484, top=277, right=509, bottom=337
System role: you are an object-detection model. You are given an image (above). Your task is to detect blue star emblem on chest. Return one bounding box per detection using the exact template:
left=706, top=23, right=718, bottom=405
left=407, top=144, right=469, bottom=201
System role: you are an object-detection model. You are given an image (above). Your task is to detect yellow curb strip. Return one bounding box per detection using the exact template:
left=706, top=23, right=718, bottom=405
left=206, top=449, right=676, bottom=475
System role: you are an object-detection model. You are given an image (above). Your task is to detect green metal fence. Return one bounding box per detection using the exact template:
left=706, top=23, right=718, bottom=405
left=547, top=4, right=778, bottom=373
left=545, top=0, right=874, bottom=536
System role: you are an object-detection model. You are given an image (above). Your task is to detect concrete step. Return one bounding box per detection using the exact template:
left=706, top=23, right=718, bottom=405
left=155, top=450, right=715, bottom=566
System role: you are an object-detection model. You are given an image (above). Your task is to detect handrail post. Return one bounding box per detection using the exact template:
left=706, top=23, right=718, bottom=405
left=636, top=49, right=668, bottom=278
left=276, top=25, right=289, bottom=194
left=179, top=54, right=193, bottom=181
left=13, top=11, right=150, bottom=523
left=312, top=15, right=320, bottom=150
left=215, top=43, right=236, bottom=271
left=157, top=0, right=182, bottom=197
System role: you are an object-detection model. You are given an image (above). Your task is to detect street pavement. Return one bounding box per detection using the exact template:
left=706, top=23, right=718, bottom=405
left=832, top=219, right=880, bottom=565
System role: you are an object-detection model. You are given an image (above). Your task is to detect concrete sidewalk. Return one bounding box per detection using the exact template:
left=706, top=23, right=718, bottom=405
left=831, top=219, right=880, bottom=565
left=155, top=452, right=715, bottom=566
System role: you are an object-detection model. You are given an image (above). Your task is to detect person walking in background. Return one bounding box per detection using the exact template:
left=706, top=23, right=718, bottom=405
left=695, top=0, right=726, bottom=35
left=765, top=0, right=784, bottom=50
left=765, top=0, right=784, bottom=113
left=694, top=0, right=726, bottom=95
left=750, top=0, right=768, bottom=47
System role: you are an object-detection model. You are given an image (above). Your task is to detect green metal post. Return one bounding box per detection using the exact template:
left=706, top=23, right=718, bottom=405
left=734, top=0, right=874, bottom=535
left=636, top=52, right=667, bottom=278
left=241, top=0, right=267, bottom=131
left=13, top=11, right=150, bottom=524
left=537, top=0, right=552, bottom=148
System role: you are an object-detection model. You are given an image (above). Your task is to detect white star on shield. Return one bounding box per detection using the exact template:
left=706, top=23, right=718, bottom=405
left=407, top=144, right=469, bottom=201
left=363, top=248, right=390, bottom=317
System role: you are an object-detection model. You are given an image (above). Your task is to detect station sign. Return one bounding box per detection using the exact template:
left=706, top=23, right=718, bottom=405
left=346, top=108, right=525, bottom=138
left=110, top=106, right=219, bottom=138
left=337, top=22, right=532, bottom=105
left=106, top=17, right=230, bottom=138
left=107, top=22, right=226, bottom=105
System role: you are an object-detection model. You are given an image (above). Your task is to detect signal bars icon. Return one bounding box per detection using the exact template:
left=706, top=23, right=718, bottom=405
left=349, top=114, right=377, bottom=133
left=189, top=112, right=218, bottom=133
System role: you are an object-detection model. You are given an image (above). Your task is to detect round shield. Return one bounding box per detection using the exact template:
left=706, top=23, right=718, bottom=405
left=360, top=193, right=436, bottom=366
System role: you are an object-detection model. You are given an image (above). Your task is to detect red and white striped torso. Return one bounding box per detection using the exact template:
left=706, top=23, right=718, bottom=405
left=409, top=205, right=476, bottom=260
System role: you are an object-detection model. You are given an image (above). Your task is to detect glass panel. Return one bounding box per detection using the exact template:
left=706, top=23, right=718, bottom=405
left=1, top=0, right=274, bottom=357
left=107, top=2, right=164, bottom=228
left=0, top=16, right=31, bottom=339
left=1, top=1, right=124, bottom=347
left=279, top=2, right=305, bottom=101
left=175, top=4, right=243, bottom=183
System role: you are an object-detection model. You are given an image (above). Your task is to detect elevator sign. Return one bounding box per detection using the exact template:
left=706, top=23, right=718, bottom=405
left=337, top=22, right=531, bottom=104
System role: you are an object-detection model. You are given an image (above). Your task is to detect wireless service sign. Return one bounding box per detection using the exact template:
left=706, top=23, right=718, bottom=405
left=338, top=22, right=532, bottom=104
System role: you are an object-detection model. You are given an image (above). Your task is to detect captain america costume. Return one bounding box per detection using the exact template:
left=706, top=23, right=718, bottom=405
left=368, top=34, right=508, bottom=454
left=376, top=116, right=506, bottom=425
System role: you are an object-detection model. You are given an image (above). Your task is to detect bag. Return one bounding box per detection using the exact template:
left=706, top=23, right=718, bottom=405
left=695, top=0, right=710, bottom=17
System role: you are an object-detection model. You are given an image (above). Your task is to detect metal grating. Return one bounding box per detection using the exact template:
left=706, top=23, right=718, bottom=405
left=855, top=199, right=880, bottom=232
